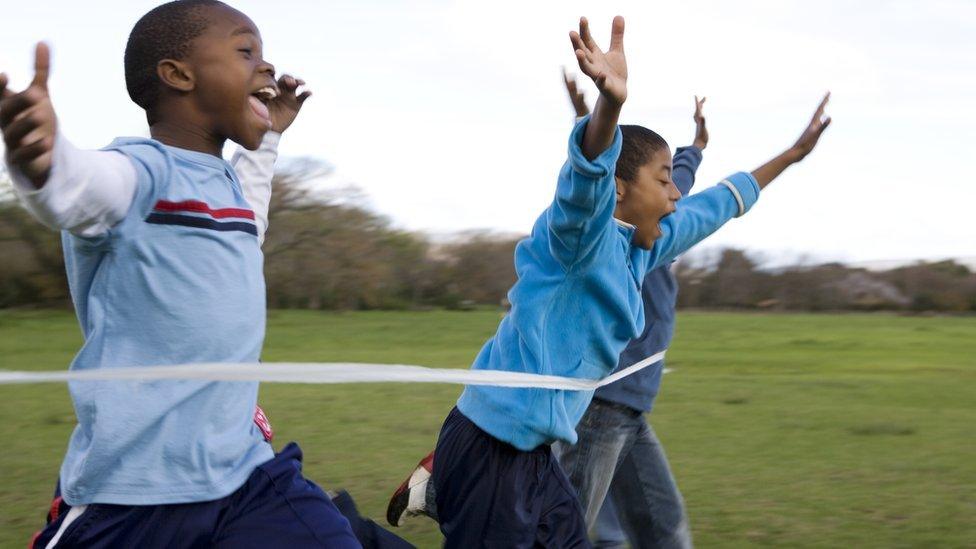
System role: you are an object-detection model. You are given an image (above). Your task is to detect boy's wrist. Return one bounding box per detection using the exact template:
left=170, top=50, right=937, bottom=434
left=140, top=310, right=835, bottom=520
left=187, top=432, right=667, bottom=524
left=783, top=147, right=804, bottom=164
left=599, top=91, right=626, bottom=109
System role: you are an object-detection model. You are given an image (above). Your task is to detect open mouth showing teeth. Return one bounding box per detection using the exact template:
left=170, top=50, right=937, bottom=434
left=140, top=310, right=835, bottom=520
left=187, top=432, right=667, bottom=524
left=252, top=86, right=278, bottom=104
left=248, top=87, right=277, bottom=128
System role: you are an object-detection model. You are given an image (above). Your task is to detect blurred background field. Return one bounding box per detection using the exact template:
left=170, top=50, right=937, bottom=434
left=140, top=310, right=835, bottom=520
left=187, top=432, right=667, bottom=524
left=1, top=309, right=973, bottom=548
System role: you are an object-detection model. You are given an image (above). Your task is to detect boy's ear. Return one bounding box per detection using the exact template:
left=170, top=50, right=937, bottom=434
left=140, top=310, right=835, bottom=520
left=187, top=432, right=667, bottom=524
left=156, top=59, right=195, bottom=93
left=615, top=176, right=627, bottom=203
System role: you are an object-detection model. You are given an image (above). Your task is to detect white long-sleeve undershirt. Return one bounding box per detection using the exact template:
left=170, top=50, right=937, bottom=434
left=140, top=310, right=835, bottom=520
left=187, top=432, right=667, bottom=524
left=8, top=132, right=280, bottom=243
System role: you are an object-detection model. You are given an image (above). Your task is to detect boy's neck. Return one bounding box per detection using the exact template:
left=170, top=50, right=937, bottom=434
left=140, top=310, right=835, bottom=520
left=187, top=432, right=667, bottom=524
left=149, top=120, right=226, bottom=157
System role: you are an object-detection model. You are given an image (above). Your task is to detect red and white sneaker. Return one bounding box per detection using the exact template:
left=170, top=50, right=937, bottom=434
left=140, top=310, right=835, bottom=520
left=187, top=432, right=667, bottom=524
left=386, top=450, right=435, bottom=527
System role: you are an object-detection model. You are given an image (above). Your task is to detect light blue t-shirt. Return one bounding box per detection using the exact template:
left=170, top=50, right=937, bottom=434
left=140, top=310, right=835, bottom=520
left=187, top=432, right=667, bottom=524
left=457, top=118, right=760, bottom=450
left=58, top=138, right=274, bottom=505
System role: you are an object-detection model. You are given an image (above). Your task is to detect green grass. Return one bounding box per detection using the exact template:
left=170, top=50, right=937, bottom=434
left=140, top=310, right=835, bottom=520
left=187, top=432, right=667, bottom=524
left=1, top=310, right=974, bottom=548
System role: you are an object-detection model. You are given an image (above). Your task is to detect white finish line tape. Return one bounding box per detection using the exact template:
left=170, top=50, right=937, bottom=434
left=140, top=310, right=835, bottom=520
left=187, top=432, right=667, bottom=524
left=0, top=351, right=666, bottom=391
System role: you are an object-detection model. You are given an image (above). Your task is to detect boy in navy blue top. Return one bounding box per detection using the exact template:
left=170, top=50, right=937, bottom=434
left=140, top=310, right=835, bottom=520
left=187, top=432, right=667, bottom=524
left=2, top=1, right=363, bottom=547
left=557, top=78, right=707, bottom=548
left=389, top=16, right=831, bottom=548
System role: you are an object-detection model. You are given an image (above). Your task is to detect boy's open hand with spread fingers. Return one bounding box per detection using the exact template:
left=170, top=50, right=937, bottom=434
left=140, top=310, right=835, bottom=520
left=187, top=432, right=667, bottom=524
left=788, top=92, right=831, bottom=162
left=570, top=16, right=627, bottom=160
left=752, top=92, right=832, bottom=188
left=693, top=95, right=708, bottom=149
left=268, top=74, right=311, bottom=134
left=1, top=43, right=57, bottom=188
left=570, top=16, right=626, bottom=107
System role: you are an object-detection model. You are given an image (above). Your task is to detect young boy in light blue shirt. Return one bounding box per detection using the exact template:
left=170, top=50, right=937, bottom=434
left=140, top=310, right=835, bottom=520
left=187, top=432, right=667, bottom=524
left=1, top=2, right=363, bottom=546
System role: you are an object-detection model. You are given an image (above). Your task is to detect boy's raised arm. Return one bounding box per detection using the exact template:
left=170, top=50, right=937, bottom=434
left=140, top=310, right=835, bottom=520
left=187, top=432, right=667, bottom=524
left=570, top=16, right=626, bottom=160
left=2, top=43, right=137, bottom=237
left=672, top=96, right=709, bottom=196
left=644, top=94, right=832, bottom=270
left=547, top=17, right=628, bottom=269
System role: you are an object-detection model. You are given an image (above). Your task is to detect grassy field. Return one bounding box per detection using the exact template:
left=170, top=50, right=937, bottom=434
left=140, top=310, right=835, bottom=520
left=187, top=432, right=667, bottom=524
left=0, top=309, right=974, bottom=548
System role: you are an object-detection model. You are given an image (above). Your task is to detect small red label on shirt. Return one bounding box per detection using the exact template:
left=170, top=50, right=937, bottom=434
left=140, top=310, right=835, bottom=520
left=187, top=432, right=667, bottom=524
left=254, top=405, right=273, bottom=442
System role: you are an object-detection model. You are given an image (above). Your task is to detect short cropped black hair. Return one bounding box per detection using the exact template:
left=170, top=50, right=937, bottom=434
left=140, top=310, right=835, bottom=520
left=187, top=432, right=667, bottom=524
left=616, top=125, right=670, bottom=182
left=124, top=0, right=226, bottom=115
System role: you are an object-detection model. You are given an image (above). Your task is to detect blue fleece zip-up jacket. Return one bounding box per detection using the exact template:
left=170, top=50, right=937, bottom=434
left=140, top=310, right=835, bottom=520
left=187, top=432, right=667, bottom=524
left=457, top=117, right=759, bottom=450
left=594, top=145, right=702, bottom=413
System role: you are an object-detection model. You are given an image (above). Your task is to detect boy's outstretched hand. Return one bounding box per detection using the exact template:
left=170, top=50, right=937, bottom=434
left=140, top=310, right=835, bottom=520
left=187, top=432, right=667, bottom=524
left=268, top=74, right=311, bottom=134
left=570, top=16, right=626, bottom=161
left=751, top=92, right=832, bottom=189
left=693, top=95, right=708, bottom=150
left=1, top=43, right=56, bottom=188
left=788, top=92, right=831, bottom=162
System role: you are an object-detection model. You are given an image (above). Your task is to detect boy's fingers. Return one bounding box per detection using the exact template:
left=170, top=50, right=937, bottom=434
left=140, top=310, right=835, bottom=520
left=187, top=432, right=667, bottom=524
left=297, top=90, right=311, bottom=104
left=0, top=73, right=13, bottom=99
left=0, top=89, right=46, bottom=126
left=569, top=31, right=587, bottom=55
left=818, top=116, right=832, bottom=135
left=579, top=17, right=598, bottom=51
left=0, top=87, right=48, bottom=124
left=7, top=134, right=53, bottom=165
left=32, top=42, right=51, bottom=90
left=574, top=50, right=593, bottom=75
left=609, top=15, right=625, bottom=51
left=575, top=50, right=597, bottom=75
left=276, top=74, right=295, bottom=91
left=813, top=91, right=830, bottom=119
left=2, top=107, right=47, bottom=147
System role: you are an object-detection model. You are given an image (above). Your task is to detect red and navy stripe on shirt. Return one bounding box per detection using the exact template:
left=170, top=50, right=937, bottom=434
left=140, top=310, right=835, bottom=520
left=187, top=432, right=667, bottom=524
left=145, top=200, right=257, bottom=236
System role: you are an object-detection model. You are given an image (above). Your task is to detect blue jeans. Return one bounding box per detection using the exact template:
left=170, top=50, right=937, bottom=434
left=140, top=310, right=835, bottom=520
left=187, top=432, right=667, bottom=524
left=555, top=398, right=692, bottom=549
left=592, top=496, right=626, bottom=548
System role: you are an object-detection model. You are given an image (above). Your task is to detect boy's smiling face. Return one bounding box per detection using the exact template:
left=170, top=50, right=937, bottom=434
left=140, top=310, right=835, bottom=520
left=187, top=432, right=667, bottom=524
left=181, top=4, right=277, bottom=150
left=614, top=148, right=681, bottom=249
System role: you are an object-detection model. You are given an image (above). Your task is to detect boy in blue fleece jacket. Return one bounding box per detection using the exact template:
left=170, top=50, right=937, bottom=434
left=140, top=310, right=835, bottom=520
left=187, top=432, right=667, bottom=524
left=398, top=16, right=831, bottom=547
left=558, top=76, right=706, bottom=548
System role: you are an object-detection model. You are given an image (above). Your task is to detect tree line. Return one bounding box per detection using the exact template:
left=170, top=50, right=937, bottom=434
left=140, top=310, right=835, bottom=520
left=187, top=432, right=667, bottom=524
left=1, top=162, right=973, bottom=313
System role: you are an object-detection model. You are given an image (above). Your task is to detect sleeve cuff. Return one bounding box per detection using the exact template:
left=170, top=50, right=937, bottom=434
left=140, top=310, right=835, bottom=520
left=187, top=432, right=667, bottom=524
left=260, top=131, right=281, bottom=150
left=567, top=115, right=623, bottom=179
left=718, top=172, right=760, bottom=217
left=8, top=164, right=43, bottom=195
left=674, top=145, right=703, bottom=162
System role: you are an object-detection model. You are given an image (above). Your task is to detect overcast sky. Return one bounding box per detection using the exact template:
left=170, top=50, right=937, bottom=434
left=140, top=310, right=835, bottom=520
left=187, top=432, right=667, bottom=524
left=1, top=0, right=973, bottom=264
